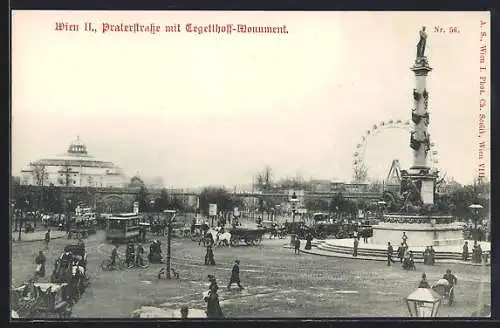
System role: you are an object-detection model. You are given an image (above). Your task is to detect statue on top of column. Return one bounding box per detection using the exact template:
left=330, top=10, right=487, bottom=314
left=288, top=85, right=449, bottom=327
left=416, top=26, right=427, bottom=58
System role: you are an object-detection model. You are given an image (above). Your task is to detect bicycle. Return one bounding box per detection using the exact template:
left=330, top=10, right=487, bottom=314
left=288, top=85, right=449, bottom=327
left=100, top=258, right=127, bottom=271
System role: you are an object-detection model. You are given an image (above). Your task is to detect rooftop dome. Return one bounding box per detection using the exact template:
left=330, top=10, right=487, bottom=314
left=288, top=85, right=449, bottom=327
left=67, top=136, right=88, bottom=156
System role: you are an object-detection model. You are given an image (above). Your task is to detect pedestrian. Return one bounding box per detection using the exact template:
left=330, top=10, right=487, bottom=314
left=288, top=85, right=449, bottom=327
left=294, top=237, right=301, bottom=255
left=126, top=241, right=135, bottom=267
left=205, top=286, right=224, bottom=318
left=423, top=246, right=431, bottom=265
left=35, top=250, right=46, bottom=278
left=362, top=230, right=368, bottom=243
left=135, top=243, right=144, bottom=267
left=305, top=234, right=312, bottom=250
left=227, top=260, right=244, bottom=290
left=462, top=241, right=469, bottom=261
left=397, top=243, right=405, bottom=263
left=205, top=245, right=215, bottom=265
left=418, top=273, right=430, bottom=288
left=401, top=232, right=408, bottom=248
left=208, top=274, right=218, bottom=291
left=353, top=237, right=359, bottom=257
left=180, top=305, right=189, bottom=319
left=44, top=229, right=51, bottom=249
left=429, top=246, right=435, bottom=265
left=387, top=242, right=395, bottom=266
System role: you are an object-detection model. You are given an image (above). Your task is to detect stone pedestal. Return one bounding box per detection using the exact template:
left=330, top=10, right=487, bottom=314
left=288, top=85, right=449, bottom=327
left=371, top=214, right=464, bottom=247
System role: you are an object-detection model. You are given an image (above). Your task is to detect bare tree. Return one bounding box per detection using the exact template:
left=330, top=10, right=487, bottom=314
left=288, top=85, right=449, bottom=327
left=32, top=163, right=48, bottom=187
left=256, top=165, right=273, bottom=191
left=32, top=163, right=48, bottom=216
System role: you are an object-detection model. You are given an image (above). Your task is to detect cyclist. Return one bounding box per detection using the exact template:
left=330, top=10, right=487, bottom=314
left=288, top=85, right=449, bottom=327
left=110, top=244, right=119, bottom=268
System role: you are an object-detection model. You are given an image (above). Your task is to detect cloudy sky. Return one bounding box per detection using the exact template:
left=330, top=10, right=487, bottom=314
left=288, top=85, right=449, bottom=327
left=12, top=11, right=490, bottom=188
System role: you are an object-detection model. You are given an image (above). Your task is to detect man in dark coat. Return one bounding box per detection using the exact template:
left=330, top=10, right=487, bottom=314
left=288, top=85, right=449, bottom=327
left=418, top=273, right=431, bottom=288
left=227, top=260, right=244, bottom=290
left=423, top=246, right=431, bottom=265
left=353, top=237, right=359, bottom=257
left=135, top=243, right=145, bottom=267
left=35, top=250, right=46, bottom=278
left=462, top=241, right=469, bottom=261
left=304, top=234, right=313, bottom=250
left=397, top=243, right=405, bottom=263
left=126, top=241, right=135, bottom=267
left=44, top=229, right=51, bottom=249
left=294, top=237, right=301, bottom=255
left=387, top=242, right=395, bottom=266
left=110, top=244, right=118, bottom=267
left=429, top=246, right=436, bottom=265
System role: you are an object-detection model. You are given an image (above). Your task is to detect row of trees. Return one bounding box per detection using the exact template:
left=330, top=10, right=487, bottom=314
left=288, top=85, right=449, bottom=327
left=252, top=165, right=490, bottom=219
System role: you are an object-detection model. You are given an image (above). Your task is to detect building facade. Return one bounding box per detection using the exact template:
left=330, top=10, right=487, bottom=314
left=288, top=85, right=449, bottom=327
left=20, top=137, right=128, bottom=188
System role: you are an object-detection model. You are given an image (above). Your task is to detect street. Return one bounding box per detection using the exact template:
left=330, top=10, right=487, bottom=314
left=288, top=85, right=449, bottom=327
left=11, top=230, right=490, bottom=318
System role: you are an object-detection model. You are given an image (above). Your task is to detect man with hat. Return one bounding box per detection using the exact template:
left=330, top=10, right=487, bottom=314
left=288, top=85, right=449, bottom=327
left=418, top=273, right=431, bottom=288
left=126, top=240, right=135, bottom=267
left=227, top=260, right=244, bottom=290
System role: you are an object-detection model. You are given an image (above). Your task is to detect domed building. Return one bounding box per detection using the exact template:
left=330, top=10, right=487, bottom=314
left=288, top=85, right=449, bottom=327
left=20, top=137, right=128, bottom=188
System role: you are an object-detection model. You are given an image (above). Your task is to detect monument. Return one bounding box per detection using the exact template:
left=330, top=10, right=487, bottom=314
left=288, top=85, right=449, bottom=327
left=371, top=27, right=464, bottom=247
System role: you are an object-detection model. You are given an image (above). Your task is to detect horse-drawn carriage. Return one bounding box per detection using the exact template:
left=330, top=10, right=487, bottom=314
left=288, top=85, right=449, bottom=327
left=69, top=220, right=97, bottom=239
left=229, top=227, right=266, bottom=246
left=431, top=279, right=455, bottom=305
left=50, top=244, right=89, bottom=300
left=190, top=223, right=210, bottom=242
left=11, top=282, right=72, bottom=318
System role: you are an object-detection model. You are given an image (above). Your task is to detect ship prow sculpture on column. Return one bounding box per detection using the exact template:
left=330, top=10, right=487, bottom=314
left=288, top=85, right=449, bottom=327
left=371, top=26, right=463, bottom=248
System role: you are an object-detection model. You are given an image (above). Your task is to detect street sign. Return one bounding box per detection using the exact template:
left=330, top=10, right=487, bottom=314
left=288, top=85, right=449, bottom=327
left=209, top=204, right=217, bottom=216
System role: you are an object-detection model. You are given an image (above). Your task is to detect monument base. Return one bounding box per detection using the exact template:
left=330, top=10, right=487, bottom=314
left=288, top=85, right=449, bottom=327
left=371, top=215, right=464, bottom=247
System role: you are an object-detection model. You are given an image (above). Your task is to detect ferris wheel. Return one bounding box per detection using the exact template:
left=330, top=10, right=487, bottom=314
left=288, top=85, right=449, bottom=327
left=352, top=119, right=439, bottom=183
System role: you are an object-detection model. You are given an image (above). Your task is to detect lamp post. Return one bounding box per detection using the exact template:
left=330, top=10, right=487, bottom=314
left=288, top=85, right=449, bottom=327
left=163, top=209, right=176, bottom=280
left=150, top=200, right=155, bottom=223
left=11, top=201, right=16, bottom=232
left=18, top=200, right=29, bottom=241
left=290, top=192, right=298, bottom=224
left=468, top=204, right=483, bottom=241
left=404, top=288, right=442, bottom=317
left=66, top=199, right=72, bottom=238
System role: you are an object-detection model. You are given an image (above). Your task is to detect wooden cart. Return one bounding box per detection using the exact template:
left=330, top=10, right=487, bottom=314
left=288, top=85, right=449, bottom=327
left=229, top=227, right=267, bottom=246
left=12, top=282, right=72, bottom=318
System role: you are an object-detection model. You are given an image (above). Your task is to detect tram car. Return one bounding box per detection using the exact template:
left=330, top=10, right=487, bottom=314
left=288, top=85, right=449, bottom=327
left=105, top=213, right=143, bottom=243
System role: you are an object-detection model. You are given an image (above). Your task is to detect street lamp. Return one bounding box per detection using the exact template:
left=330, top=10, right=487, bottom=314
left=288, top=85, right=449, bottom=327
left=468, top=204, right=483, bottom=241
left=11, top=200, right=16, bottom=232
left=162, top=209, right=176, bottom=280
left=290, top=192, right=298, bottom=224
left=404, top=288, right=442, bottom=317
left=66, top=199, right=72, bottom=238
left=150, top=200, right=155, bottom=222
left=18, top=199, right=29, bottom=241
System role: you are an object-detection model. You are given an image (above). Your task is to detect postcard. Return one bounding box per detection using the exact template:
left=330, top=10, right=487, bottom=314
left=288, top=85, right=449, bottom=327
left=11, top=10, right=490, bottom=319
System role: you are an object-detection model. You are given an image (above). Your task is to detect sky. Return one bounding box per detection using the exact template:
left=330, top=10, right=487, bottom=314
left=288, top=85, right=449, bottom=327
left=11, top=11, right=491, bottom=188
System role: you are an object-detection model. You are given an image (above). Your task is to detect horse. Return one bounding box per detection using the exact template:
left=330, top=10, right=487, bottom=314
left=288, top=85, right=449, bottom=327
left=70, top=262, right=87, bottom=299
left=51, top=258, right=72, bottom=283
left=215, top=232, right=231, bottom=247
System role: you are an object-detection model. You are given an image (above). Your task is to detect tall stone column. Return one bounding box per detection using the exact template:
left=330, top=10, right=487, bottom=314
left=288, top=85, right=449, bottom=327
left=410, top=56, right=432, bottom=169
left=402, top=27, right=438, bottom=206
